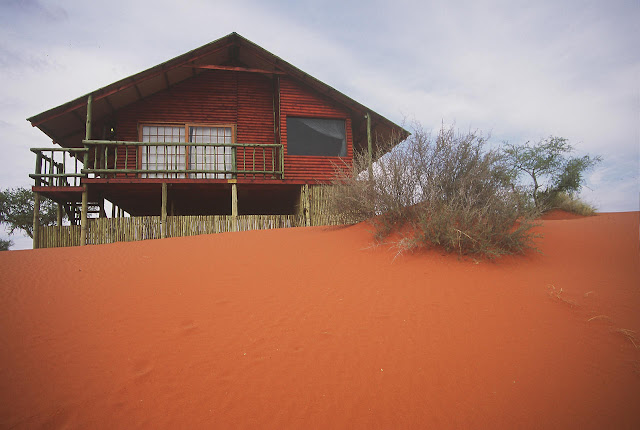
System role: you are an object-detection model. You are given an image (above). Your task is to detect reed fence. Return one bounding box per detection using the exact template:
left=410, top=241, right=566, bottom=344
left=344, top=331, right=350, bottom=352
left=36, top=214, right=313, bottom=248
left=307, top=185, right=357, bottom=226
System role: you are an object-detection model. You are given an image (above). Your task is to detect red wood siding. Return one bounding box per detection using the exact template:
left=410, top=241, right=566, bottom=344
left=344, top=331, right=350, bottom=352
left=279, top=77, right=353, bottom=183
left=114, top=70, right=275, bottom=172
left=113, top=71, right=353, bottom=182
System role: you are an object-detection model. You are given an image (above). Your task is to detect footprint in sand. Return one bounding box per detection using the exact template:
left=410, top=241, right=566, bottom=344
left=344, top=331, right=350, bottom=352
left=40, top=407, right=73, bottom=429
left=131, top=358, right=154, bottom=382
left=178, top=319, right=198, bottom=335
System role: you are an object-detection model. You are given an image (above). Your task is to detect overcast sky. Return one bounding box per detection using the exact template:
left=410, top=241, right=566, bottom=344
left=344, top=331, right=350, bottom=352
left=1, top=0, right=638, bottom=249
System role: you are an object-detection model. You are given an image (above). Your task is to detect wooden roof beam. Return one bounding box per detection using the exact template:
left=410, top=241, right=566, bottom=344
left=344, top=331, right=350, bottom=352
left=189, top=64, right=285, bottom=75
left=133, top=83, right=143, bottom=100
left=103, top=96, right=115, bottom=113
left=71, top=110, right=86, bottom=125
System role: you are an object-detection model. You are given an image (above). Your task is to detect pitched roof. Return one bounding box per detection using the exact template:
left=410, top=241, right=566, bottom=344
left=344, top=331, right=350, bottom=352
left=27, top=32, right=408, bottom=153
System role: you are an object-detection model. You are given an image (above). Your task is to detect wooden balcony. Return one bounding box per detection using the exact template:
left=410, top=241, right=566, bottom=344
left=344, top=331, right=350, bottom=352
left=30, top=140, right=285, bottom=188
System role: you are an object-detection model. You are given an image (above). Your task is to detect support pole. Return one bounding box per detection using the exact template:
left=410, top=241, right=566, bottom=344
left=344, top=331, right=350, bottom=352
left=112, top=203, right=116, bottom=218
left=161, top=183, right=167, bottom=239
left=80, top=185, right=88, bottom=246
left=303, top=184, right=311, bottom=227
left=366, top=112, right=373, bottom=182
left=98, top=197, right=105, bottom=218
left=85, top=94, right=93, bottom=140
left=231, top=183, right=238, bottom=231
left=82, top=94, right=92, bottom=174
left=56, top=203, right=63, bottom=226
left=32, top=192, right=41, bottom=249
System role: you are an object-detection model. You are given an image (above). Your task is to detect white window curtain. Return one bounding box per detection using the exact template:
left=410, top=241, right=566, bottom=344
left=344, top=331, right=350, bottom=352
left=188, top=126, right=233, bottom=179
left=141, top=126, right=186, bottom=178
left=141, top=125, right=233, bottom=179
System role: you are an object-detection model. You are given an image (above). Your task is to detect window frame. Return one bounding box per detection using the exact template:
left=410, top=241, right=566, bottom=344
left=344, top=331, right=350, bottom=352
left=137, top=122, right=237, bottom=173
left=285, top=116, right=348, bottom=158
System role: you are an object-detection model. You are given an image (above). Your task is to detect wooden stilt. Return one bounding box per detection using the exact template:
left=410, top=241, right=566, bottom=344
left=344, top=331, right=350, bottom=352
left=80, top=185, right=88, bottom=246
left=231, top=183, right=238, bottom=231
left=161, top=183, right=167, bottom=239
left=112, top=203, right=116, bottom=218
left=32, top=192, right=41, bottom=249
left=56, top=203, right=63, bottom=226
left=303, top=184, right=311, bottom=227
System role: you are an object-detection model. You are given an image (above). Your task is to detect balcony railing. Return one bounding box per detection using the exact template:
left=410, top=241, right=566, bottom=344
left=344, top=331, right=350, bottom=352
left=30, top=140, right=284, bottom=186
left=30, top=147, right=88, bottom=187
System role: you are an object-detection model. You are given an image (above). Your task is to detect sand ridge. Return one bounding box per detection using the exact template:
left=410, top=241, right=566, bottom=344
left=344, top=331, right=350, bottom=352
left=1, top=212, right=639, bottom=428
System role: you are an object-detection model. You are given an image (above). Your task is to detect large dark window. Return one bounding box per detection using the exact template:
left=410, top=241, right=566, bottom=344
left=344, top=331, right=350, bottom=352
left=286, top=117, right=346, bottom=157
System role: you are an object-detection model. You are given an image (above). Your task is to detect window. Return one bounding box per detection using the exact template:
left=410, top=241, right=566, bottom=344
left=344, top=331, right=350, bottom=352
left=286, top=117, right=346, bottom=157
left=140, top=124, right=234, bottom=179
left=188, top=126, right=233, bottom=179
left=141, top=125, right=186, bottom=178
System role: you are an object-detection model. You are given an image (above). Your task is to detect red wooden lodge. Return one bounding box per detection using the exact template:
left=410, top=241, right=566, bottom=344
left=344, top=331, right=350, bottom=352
left=27, top=32, right=408, bottom=248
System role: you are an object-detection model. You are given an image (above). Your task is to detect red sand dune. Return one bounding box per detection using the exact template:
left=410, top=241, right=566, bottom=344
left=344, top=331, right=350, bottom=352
left=1, top=212, right=639, bottom=429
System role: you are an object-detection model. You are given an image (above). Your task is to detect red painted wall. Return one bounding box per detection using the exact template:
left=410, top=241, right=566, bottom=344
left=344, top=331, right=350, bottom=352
left=114, top=70, right=352, bottom=182
left=280, top=77, right=353, bottom=183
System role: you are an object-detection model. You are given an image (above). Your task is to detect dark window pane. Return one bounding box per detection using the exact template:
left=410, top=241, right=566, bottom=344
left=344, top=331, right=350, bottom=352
left=287, top=117, right=346, bottom=157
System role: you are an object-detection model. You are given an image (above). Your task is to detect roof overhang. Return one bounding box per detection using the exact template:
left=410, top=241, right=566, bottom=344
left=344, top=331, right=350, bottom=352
left=27, top=32, right=409, bottom=156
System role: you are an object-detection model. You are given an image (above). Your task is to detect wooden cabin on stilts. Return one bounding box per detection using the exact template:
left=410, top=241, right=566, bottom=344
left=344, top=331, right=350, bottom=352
left=27, top=33, right=408, bottom=248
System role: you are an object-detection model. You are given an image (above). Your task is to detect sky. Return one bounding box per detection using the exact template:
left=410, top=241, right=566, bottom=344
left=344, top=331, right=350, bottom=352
left=1, top=0, right=638, bottom=249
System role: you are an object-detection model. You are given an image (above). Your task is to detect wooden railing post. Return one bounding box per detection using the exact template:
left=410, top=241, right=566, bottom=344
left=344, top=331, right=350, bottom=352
left=161, top=183, right=167, bottom=239
left=280, top=145, right=285, bottom=179
left=34, top=152, right=43, bottom=186
left=32, top=192, right=40, bottom=249
left=80, top=185, right=88, bottom=246
left=232, top=146, right=237, bottom=179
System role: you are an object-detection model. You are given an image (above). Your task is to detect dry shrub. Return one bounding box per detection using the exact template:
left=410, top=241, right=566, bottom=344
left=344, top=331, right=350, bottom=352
left=543, top=192, right=597, bottom=216
left=330, top=124, right=538, bottom=258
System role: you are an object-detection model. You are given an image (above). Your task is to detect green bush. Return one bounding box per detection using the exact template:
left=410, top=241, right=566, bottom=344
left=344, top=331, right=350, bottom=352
left=330, top=125, right=538, bottom=258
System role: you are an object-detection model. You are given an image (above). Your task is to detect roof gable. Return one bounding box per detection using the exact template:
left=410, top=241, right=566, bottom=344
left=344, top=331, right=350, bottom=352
left=27, top=32, right=408, bottom=151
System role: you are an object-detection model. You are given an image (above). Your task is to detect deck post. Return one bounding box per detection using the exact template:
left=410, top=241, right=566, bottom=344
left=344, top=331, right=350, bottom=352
left=56, top=203, right=63, bottom=226
left=231, top=183, right=238, bottom=231
left=366, top=112, right=373, bottom=182
left=85, top=94, right=92, bottom=140
left=32, top=192, right=40, bottom=249
left=303, top=184, right=311, bottom=227
left=80, top=185, right=88, bottom=246
left=161, top=182, right=167, bottom=239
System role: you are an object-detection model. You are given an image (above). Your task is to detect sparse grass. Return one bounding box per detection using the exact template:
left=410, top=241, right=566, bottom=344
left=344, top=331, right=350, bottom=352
left=587, top=315, right=611, bottom=322
left=544, top=192, right=597, bottom=216
left=547, top=285, right=578, bottom=308
left=614, top=328, right=639, bottom=349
